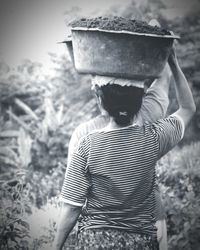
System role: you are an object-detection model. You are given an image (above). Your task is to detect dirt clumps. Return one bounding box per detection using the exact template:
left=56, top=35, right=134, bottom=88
left=70, top=16, right=171, bottom=36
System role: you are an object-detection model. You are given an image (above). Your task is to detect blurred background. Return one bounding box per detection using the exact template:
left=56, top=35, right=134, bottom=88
left=0, top=0, right=200, bottom=249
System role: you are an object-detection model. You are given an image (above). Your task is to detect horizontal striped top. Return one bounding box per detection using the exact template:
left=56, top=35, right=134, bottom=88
left=60, top=115, right=184, bottom=235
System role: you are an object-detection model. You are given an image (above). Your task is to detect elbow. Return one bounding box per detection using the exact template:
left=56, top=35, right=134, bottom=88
left=191, top=102, right=196, bottom=115
left=183, top=103, right=196, bottom=117
left=192, top=104, right=197, bottom=115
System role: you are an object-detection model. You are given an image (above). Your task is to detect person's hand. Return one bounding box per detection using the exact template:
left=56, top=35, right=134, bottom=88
left=168, top=45, right=178, bottom=66
left=168, top=28, right=179, bottom=62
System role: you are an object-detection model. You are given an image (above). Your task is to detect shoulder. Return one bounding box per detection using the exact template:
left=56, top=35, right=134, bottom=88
left=142, top=115, right=184, bottom=144
left=147, top=115, right=185, bottom=158
left=151, top=115, right=184, bottom=138
left=72, top=115, right=108, bottom=140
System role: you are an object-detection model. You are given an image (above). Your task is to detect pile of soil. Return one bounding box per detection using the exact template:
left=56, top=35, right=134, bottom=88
left=70, top=16, right=171, bottom=36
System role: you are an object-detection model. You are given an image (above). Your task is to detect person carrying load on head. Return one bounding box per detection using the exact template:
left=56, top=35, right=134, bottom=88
left=52, top=42, right=195, bottom=249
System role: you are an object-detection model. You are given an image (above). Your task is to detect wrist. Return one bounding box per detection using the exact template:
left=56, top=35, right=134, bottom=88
left=168, top=55, right=178, bottom=68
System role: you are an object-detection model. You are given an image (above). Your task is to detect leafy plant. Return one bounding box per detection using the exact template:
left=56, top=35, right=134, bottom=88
left=157, top=142, right=200, bottom=249
left=0, top=179, right=31, bottom=250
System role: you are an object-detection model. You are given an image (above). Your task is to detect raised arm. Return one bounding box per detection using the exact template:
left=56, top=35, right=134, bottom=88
left=168, top=47, right=196, bottom=126
left=135, top=19, right=171, bottom=125
left=136, top=64, right=171, bottom=125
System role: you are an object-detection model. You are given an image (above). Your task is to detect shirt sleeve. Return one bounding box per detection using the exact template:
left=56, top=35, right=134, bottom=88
left=60, top=136, right=91, bottom=206
left=67, top=124, right=86, bottom=166
left=137, top=80, right=169, bottom=125
left=151, top=115, right=185, bottom=158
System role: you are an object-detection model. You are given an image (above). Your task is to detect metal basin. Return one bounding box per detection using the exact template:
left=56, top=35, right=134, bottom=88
left=70, top=27, right=179, bottom=80
left=61, top=39, right=75, bottom=65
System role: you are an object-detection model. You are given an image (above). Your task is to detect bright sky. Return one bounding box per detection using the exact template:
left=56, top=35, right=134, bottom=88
left=0, top=0, right=132, bottom=72
left=0, top=0, right=199, bottom=73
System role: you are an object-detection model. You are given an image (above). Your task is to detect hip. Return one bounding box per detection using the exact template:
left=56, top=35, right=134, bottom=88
left=77, top=228, right=159, bottom=250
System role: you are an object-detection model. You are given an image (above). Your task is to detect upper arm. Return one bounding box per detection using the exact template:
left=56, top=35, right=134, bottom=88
left=172, top=108, right=195, bottom=129
left=67, top=121, right=92, bottom=166
left=67, top=128, right=80, bottom=166
left=61, top=137, right=91, bottom=206
left=138, top=82, right=169, bottom=125
left=137, top=65, right=171, bottom=124
left=151, top=116, right=184, bottom=158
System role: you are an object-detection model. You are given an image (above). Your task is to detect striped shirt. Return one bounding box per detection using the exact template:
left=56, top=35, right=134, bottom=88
left=60, top=115, right=184, bottom=235
left=67, top=79, right=169, bottom=165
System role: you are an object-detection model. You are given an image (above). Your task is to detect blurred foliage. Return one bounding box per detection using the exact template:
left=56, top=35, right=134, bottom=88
left=0, top=133, right=32, bottom=249
left=0, top=46, right=97, bottom=249
left=157, top=142, right=200, bottom=250
left=0, top=0, right=200, bottom=249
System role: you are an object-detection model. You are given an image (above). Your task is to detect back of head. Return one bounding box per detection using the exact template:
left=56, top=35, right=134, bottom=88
left=96, top=84, right=144, bottom=126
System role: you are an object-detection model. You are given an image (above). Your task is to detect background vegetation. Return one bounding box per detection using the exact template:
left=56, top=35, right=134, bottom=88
left=0, top=0, right=200, bottom=249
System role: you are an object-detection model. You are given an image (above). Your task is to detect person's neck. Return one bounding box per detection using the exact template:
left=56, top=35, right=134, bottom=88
left=106, top=117, right=133, bottom=130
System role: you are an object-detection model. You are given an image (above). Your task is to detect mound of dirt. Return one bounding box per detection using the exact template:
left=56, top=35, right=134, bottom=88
left=70, top=16, right=171, bottom=36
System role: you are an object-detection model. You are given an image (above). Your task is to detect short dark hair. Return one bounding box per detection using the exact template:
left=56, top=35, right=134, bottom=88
left=96, top=84, right=144, bottom=126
